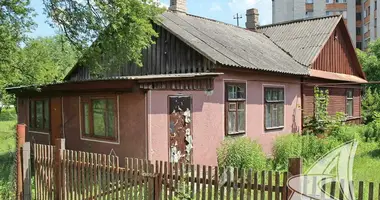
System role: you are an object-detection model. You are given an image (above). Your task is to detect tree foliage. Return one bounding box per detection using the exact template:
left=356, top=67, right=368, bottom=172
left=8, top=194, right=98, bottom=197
left=43, top=0, right=165, bottom=72
left=1, top=36, right=79, bottom=105
left=357, top=39, right=380, bottom=90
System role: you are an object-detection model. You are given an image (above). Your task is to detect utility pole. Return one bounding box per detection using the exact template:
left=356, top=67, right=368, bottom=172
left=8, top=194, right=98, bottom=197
left=233, top=13, right=242, bottom=27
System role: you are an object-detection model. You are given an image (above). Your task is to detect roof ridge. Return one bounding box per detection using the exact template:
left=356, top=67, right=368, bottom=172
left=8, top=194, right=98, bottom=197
left=165, top=10, right=253, bottom=32
left=258, top=14, right=341, bottom=29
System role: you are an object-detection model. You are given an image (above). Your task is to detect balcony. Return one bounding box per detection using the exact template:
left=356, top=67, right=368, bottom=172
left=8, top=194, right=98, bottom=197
left=364, top=31, right=370, bottom=38
left=357, top=35, right=362, bottom=41
left=326, top=3, right=347, bottom=10
left=306, top=4, right=313, bottom=11
left=356, top=5, right=362, bottom=12
left=365, top=15, right=370, bottom=24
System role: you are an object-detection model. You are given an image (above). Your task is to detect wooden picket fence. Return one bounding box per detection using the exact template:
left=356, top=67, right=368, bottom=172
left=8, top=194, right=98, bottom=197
left=30, top=141, right=380, bottom=200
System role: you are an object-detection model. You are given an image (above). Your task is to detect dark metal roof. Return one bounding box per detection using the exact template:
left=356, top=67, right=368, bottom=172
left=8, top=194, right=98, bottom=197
left=258, top=15, right=342, bottom=67
left=161, top=11, right=309, bottom=75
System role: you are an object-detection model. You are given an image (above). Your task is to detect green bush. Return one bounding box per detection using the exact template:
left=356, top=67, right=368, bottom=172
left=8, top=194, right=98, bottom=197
left=0, top=108, right=16, bottom=121
left=362, top=88, right=380, bottom=124
left=272, top=134, right=341, bottom=170
left=330, top=125, right=364, bottom=142
left=217, top=137, right=266, bottom=171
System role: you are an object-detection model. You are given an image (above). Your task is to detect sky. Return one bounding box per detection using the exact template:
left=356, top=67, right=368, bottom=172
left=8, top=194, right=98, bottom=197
left=29, top=0, right=272, bottom=38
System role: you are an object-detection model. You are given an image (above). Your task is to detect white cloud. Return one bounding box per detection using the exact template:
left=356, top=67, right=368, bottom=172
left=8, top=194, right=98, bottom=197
left=210, top=2, right=223, bottom=12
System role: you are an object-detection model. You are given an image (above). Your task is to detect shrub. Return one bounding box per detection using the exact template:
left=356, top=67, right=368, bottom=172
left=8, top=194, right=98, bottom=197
left=0, top=108, right=16, bottom=121
left=272, top=134, right=341, bottom=170
left=362, top=88, right=380, bottom=124
left=362, top=114, right=380, bottom=142
left=330, top=125, right=364, bottom=142
left=272, top=134, right=302, bottom=170
left=217, top=137, right=266, bottom=171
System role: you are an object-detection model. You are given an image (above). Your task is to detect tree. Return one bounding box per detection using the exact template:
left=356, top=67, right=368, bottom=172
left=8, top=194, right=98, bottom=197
left=43, top=0, right=165, bottom=72
left=1, top=36, right=79, bottom=105
left=357, top=39, right=380, bottom=90
left=0, top=0, right=35, bottom=106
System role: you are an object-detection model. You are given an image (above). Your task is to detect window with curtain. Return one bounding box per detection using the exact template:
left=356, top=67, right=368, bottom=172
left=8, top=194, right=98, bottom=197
left=346, top=89, right=354, bottom=117
left=29, top=99, right=50, bottom=131
left=225, top=83, right=246, bottom=135
left=81, top=96, right=117, bottom=141
left=264, top=87, right=285, bottom=129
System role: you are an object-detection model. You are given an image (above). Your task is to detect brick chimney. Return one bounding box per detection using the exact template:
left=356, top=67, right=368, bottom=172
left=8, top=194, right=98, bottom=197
left=246, top=8, right=259, bottom=30
left=169, top=0, right=187, bottom=13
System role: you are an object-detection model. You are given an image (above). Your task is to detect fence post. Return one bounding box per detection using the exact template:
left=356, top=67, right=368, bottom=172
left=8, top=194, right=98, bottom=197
left=286, top=158, right=303, bottom=200
left=22, top=142, right=31, bottom=200
left=54, top=138, right=65, bottom=200
left=16, top=124, right=26, bottom=200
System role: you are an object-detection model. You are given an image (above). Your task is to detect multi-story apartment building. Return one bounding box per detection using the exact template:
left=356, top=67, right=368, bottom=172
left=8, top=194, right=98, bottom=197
left=272, top=0, right=380, bottom=49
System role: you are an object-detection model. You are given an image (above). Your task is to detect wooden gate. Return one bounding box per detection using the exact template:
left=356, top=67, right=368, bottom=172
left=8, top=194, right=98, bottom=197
left=168, top=96, right=193, bottom=164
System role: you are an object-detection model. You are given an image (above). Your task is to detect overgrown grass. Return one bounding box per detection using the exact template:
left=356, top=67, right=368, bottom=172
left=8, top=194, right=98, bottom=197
left=0, top=120, right=16, bottom=199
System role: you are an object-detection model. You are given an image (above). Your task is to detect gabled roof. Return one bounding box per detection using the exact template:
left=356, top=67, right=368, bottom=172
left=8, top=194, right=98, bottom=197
left=258, top=15, right=342, bottom=67
left=161, top=11, right=309, bottom=75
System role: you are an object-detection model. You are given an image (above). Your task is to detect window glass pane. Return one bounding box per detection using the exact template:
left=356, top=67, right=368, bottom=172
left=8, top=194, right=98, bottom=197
left=347, top=90, right=353, bottom=98
left=238, top=111, right=245, bottom=132
left=347, top=100, right=353, bottom=116
left=106, top=100, right=115, bottom=137
left=265, top=104, right=272, bottom=128
left=279, top=89, right=284, bottom=101
left=36, top=101, right=43, bottom=129
left=228, top=85, right=236, bottom=99
left=228, top=111, right=236, bottom=133
left=237, top=86, right=245, bottom=99
left=229, top=102, right=237, bottom=111
left=44, top=100, right=49, bottom=129
left=271, top=104, right=278, bottom=127
left=265, top=89, right=272, bottom=101
left=30, top=101, right=35, bottom=128
left=93, top=99, right=106, bottom=136
left=278, top=104, right=284, bottom=127
left=83, top=103, right=90, bottom=135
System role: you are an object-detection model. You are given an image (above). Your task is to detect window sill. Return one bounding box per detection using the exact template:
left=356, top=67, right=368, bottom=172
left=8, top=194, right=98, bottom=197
left=29, top=130, right=50, bottom=135
left=81, top=136, right=119, bottom=144
left=265, top=126, right=284, bottom=131
left=226, top=132, right=245, bottom=136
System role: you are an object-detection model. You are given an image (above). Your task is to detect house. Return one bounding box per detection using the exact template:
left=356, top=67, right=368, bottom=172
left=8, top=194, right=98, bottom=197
left=7, top=0, right=366, bottom=166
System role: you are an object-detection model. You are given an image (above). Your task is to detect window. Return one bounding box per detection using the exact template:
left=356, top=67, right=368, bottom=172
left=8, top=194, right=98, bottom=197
left=356, top=12, right=362, bottom=20
left=29, top=99, right=50, bottom=131
left=326, top=0, right=333, bottom=3
left=356, top=42, right=362, bottom=49
left=326, top=11, right=333, bottom=16
left=306, top=11, right=313, bottom=18
left=346, top=89, right=354, bottom=117
left=376, top=1, right=378, bottom=9
left=336, top=0, right=346, bottom=3
left=225, top=83, right=246, bottom=135
left=81, top=96, right=117, bottom=140
left=356, top=0, right=361, bottom=5
left=264, top=87, right=284, bottom=130
left=356, top=27, right=361, bottom=35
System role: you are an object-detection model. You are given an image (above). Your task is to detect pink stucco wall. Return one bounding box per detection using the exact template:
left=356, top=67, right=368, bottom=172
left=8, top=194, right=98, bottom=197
left=148, top=71, right=302, bottom=166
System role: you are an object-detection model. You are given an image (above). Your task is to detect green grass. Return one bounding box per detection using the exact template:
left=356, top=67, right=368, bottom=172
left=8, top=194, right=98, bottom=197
left=0, top=120, right=17, bottom=199
left=353, top=141, right=380, bottom=182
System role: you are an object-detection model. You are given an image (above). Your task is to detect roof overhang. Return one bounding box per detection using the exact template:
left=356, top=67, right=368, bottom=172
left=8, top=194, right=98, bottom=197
left=309, top=69, right=368, bottom=83
left=7, top=73, right=223, bottom=95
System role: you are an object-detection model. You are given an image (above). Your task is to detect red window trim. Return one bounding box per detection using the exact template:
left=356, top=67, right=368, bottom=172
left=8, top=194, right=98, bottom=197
left=80, top=95, right=118, bottom=142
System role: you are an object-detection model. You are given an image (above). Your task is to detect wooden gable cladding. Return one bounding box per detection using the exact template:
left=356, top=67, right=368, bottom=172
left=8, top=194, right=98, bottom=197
left=311, top=21, right=364, bottom=79
left=67, top=24, right=215, bottom=81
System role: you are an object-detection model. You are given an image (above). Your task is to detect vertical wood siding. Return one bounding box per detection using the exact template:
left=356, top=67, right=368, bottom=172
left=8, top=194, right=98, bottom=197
left=312, top=22, right=362, bottom=77
left=67, top=24, right=214, bottom=81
